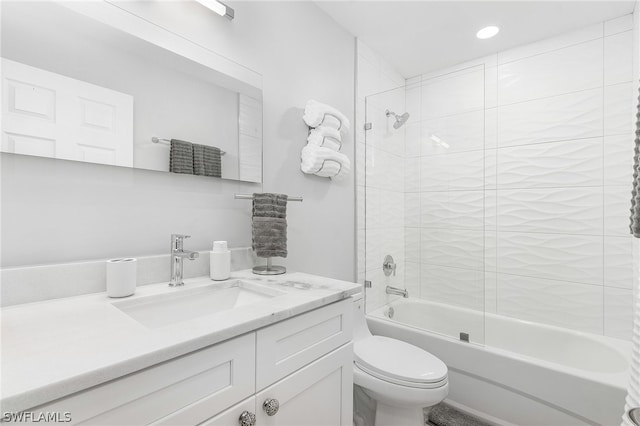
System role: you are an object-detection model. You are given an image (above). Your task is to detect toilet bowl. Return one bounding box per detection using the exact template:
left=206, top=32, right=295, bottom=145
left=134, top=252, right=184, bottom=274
left=352, top=294, right=448, bottom=426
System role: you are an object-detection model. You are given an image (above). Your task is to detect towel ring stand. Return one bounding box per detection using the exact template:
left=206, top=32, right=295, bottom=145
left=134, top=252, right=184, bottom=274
left=307, top=129, right=343, bottom=150
left=234, top=193, right=303, bottom=275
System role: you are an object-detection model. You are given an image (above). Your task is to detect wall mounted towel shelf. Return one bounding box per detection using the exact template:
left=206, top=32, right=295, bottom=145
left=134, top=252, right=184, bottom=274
left=151, top=137, right=226, bottom=155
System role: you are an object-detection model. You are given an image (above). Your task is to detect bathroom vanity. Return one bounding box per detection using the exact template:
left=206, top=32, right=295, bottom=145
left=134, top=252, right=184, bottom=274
left=1, top=271, right=360, bottom=425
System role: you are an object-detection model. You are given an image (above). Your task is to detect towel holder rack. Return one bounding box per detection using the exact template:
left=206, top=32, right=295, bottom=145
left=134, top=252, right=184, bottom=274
left=151, top=137, right=226, bottom=155
left=234, top=194, right=303, bottom=202
left=235, top=193, right=302, bottom=276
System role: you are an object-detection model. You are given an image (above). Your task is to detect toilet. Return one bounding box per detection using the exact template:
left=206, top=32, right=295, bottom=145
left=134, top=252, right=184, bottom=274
left=352, top=293, right=448, bottom=426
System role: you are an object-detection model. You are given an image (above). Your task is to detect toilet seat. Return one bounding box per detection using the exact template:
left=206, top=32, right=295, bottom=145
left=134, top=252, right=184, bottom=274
left=354, top=336, right=448, bottom=389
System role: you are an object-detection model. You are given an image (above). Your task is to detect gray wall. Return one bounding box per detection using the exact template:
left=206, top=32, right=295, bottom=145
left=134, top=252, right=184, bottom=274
left=1, top=1, right=356, bottom=282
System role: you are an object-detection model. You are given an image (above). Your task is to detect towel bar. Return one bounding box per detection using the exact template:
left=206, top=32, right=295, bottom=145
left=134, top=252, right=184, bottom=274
left=234, top=194, right=303, bottom=201
left=151, top=137, right=226, bottom=155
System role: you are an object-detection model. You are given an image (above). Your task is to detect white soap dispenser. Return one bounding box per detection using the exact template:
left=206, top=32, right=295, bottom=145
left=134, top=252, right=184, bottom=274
left=210, top=241, right=231, bottom=280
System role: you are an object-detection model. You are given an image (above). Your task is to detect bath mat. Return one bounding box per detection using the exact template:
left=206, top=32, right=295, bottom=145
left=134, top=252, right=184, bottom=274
left=427, top=403, right=491, bottom=426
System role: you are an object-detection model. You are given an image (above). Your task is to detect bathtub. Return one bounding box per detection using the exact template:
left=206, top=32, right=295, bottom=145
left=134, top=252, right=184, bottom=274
left=367, top=298, right=631, bottom=426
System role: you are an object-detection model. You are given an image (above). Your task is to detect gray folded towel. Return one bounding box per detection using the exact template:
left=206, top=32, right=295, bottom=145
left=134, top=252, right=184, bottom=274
left=252, top=193, right=288, bottom=258
left=170, top=139, right=194, bottom=174
left=194, top=144, right=222, bottom=178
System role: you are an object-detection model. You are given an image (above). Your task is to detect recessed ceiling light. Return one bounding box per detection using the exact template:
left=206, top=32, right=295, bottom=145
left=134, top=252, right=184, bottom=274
left=476, top=26, right=500, bottom=39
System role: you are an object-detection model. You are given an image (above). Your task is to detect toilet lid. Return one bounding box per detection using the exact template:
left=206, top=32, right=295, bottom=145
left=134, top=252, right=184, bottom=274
left=354, top=336, right=447, bottom=385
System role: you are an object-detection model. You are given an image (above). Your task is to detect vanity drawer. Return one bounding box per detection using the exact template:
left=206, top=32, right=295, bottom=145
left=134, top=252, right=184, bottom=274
left=256, top=298, right=352, bottom=390
left=31, top=333, right=255, bottom=426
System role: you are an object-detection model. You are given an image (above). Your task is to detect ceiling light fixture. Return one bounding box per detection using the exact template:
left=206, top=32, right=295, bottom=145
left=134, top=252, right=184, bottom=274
left=195, top=0, right=234, bottom=20
left=476, top=26, right=500, bottom=39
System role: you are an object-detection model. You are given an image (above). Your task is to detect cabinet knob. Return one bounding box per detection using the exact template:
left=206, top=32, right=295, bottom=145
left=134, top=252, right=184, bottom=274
left=263, top=398, right=280, bottom=416
left=238, top=410, right=256, bottom=426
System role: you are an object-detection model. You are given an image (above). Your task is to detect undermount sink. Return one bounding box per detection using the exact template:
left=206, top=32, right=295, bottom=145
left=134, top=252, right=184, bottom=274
left=113, top=279, right=285, bottom=328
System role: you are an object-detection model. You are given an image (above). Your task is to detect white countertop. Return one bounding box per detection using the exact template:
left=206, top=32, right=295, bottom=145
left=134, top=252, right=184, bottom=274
left=0, top=270, right=361, bottom=412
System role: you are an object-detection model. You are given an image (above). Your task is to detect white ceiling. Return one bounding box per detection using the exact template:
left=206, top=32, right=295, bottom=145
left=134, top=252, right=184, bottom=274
left=316, top=1, right=636, bottom=78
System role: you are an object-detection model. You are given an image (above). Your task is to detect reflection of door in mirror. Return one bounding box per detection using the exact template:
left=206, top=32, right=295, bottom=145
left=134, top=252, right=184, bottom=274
left=2, top=58, right=133, bottom=167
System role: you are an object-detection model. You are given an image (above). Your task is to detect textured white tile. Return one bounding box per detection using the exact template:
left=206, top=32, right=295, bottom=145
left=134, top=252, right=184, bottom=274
left=485, top=231, right=497, bottom=272
left=406, top=85, right=421, bottom=119
left=357, top=227, right=365, bottom=273
left=604, top=134, right=635, bottom=186
left=604, top=185, right=633, bottom=236
left=421, top=229, right=485, bottom=270
left=421, top=150, right=485, bottom=191
left=496, top=187, right=603, bottom=235
left=366, top=226, right=405, bottom=274
left=365, top=187, right=381, bottom=229
left=380, top=190, right=404, bottom=229
left=498, top=23, right=603, bottom=65
left=604, top=287, right=633, bottom=339
left=485, top=190, right=497, bottom=230
left=497, top=273, right=603, bottom=334
left=405, top=157, right=420, bottom=192
left=366, top=147, right=404, bottom=191
left=604, top=31, right=633, bottom=85
left=422, top=68, right=484, bottom=119
left=497, top=232, right=603, bottom=285
left=485, top=149, right=497, bottom=189
left=422, top=110, right=484, bottom=155
left=498, top=39, right=603, bottom=105
left=485, top=108, right=497, bottom=149
left=497, top=138, right=603, bottom=189
left=405, top=228, right=420, bottom=263
left=604, top=236, right=634, bottom=289
left=356, top=185, right=365, bottom=230
left=604, top=14, right=633, bottom=36
left=604, top=82, right=634, bottom=135
left=421, top=264, right=485, bottom=311
left=485, top=272, right=497, bottom=313
left=405, top=122, right=421, bottom=158
left=405, top=261, right=421, bottom=298
left=497, top=88, right=603, bottom=147
left=405, top=193, right=420, bottom=227
left=420, top=191, right=484, bottom=230
left=485, top=66, right=498, bottom=109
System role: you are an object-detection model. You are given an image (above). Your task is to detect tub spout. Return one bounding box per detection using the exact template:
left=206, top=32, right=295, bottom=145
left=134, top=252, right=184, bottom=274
left=386, top=285, right=408, bottom=298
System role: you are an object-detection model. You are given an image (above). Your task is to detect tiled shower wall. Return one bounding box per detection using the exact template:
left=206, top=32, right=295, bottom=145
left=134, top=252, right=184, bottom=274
left=355, top=40, right=406, bottom=312
left=406, top=15, right=636, bottom=339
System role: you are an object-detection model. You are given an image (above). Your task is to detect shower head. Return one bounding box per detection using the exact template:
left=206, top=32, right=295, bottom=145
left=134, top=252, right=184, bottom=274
left=386, top=110, right=410, bottom=129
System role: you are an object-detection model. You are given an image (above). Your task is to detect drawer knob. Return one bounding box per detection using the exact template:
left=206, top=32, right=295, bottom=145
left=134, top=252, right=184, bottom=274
left=238, top=410, right=256, bottom=426
left=263, top=398, right=280, bottom=416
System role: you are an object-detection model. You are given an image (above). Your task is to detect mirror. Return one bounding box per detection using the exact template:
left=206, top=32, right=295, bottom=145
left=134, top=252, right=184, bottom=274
left=0, top=1, right=263, bottom=183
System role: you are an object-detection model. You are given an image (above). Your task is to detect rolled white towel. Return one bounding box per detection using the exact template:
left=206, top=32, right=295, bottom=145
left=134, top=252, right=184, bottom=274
left=307, top=127, right=342, bottom=151
left=301, top=144, right=350, bottom=181
left=303, top=99, right=351, bottom=132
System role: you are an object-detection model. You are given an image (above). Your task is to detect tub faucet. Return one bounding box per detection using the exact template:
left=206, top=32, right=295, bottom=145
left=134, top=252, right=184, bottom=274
left=169, top=234, right=199, bottom=287
left=386, top=285, right=408, bottom=298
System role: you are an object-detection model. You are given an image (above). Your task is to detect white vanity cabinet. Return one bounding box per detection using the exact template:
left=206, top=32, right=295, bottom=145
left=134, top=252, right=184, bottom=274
left=27, top=298, right=353, bottom=426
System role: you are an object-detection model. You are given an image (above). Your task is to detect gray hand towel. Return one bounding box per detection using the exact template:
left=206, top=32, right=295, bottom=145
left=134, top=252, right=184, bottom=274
left=194, top=144, right=222, bottom=178
left=170, top=139, right=194, bottom=174
left=252, top=193, right=288, bottom=258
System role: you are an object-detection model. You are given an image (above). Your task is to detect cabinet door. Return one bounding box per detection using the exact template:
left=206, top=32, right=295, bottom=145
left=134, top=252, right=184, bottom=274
left=198, top=397, right=256, bottom=426
left=255, top=343, right=353, bottom=426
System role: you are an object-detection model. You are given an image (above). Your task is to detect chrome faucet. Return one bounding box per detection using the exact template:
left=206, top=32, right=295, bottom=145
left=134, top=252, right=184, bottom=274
left=386, top=286, right=408, bottom=298
left=169, top=234, right=199, bottom=287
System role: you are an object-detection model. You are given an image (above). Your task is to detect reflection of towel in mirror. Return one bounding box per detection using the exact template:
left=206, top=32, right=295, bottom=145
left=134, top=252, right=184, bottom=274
left=300, top=144, right=350, bottom=181
left=169, top=139, right=194, bottom=174
left=307, top=127, right=342, bottom=151
left=303, top=99, right=351, bottom=132
left=252, top=193, right=288, bottom=258
left=193, top=144, right=222, bottom=178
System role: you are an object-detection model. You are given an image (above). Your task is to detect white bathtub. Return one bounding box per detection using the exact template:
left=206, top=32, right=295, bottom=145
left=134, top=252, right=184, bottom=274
left=368, top=298, right=631, bottom=426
